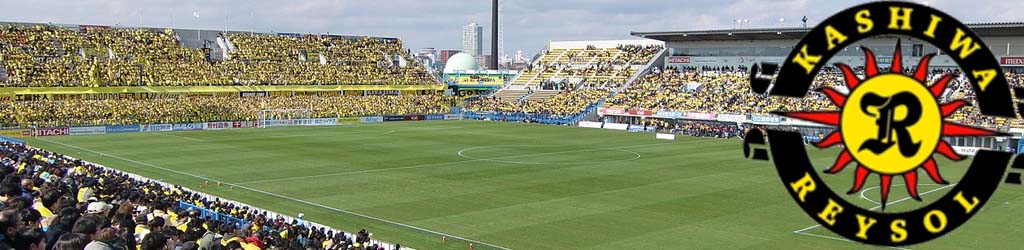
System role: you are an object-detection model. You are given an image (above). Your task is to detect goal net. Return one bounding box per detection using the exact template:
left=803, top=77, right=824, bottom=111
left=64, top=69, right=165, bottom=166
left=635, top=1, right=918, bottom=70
left=258, top=109, right=312, bottom=128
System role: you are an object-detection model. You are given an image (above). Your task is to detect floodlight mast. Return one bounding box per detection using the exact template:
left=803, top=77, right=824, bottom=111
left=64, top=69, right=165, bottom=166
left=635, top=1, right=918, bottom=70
left=491, top=0, right=498, bottom=70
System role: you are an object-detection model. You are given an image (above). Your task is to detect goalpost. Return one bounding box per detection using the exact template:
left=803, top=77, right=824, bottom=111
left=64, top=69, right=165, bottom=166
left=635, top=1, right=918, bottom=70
left=258, top=109, right=313, bottom=128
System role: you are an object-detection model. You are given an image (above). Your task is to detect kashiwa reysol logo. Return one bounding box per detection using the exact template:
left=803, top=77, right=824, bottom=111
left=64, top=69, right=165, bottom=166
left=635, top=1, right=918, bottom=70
left=743, top=1, right=1024, bottom=247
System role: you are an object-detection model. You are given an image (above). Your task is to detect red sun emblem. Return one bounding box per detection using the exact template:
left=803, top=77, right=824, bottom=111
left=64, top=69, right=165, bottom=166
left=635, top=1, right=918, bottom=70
left=775, top=41, right=1003, bottom=210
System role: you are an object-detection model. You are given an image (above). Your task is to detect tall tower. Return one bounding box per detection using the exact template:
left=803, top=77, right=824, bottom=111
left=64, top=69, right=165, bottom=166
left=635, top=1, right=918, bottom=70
left=491, top=0, right=499, bottom=70
left=497, top=0, right=505, bottom=67
left=462, top=23, right=483, bottom=56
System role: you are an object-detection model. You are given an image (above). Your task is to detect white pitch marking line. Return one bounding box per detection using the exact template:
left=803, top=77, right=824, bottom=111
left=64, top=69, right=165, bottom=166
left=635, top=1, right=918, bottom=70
left=35, top=137, right=513, bottom=250
left=793, top=224, right=821, bottom=234
left=154, top=132, right=207, bottom=141
left=793, top=231, right=912, bottom=250
left=859, top=183, right=956, bottom=208
left=792, top=184, right=955, bottom=250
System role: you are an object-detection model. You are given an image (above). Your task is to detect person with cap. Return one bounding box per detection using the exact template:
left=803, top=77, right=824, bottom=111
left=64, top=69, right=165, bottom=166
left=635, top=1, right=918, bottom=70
left=86, top=201, right=113, bottom=218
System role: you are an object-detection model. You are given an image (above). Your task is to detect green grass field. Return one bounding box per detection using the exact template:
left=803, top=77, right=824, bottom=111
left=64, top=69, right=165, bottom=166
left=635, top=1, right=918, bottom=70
left=21, top=120, right=1024, bottom=250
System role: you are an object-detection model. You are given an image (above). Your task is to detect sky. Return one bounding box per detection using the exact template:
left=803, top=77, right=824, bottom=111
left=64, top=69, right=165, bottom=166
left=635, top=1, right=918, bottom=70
left=1, top=0, right=1022, bottom=58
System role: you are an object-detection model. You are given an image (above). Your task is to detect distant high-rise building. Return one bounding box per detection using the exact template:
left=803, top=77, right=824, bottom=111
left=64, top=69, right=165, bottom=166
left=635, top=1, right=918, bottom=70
left=463, top=23, right=483, bottom=56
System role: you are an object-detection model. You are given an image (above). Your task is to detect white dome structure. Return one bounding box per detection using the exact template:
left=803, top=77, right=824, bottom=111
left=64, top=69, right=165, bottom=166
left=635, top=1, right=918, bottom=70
left=443, top=53, right=479, bottom=74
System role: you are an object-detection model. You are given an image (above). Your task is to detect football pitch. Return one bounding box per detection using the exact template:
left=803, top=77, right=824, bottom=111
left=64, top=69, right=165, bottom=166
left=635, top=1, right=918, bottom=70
left=23, top=120, right=1024, bottom=250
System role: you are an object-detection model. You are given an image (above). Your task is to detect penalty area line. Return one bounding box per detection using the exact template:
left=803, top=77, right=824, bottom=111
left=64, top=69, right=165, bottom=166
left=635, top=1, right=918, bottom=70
left=792, top=230, right=912, bottom=250
left=34, top=137, right=514, bottom=250
left=791, top=184, right=955, bottom=250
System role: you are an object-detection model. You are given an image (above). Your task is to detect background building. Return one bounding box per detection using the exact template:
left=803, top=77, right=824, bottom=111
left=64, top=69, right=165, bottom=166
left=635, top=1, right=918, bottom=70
left=438, top=49, right=462, bottom=71
left=474, top=54, right=493, bottom=70
left=463, top=22, right=483, bottom=56
left=414, top=48, right=438, bottom=71
left=443, top=52, right=517, bottom=96
left=439, top=49, right=461, bottom=63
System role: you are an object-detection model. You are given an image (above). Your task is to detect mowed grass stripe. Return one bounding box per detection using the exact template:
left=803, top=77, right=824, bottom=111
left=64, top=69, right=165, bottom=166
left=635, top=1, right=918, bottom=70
left=32, top=134, right=515, bottom=250
left=24, top=120, right=1024, bottom=250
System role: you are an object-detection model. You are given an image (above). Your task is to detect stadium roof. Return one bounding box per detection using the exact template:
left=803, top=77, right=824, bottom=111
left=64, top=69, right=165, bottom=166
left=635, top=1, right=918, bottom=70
left=632, top=22, right=1024, bottom=42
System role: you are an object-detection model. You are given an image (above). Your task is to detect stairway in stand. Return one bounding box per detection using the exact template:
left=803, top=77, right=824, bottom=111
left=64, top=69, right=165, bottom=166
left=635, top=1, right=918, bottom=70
left=523, top=90, right=560, bottom=102
left=493, top=89, right=530, bottom=102
left=0, top=60, right=7, bottom=83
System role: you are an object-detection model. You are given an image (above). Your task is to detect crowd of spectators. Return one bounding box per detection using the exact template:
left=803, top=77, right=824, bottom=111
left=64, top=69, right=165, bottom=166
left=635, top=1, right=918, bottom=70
left=674, top=120, right=739, bottom=138
left=0, top=24, right=434, bottom=87
left=472, top=44, right=662, bottom=118
left=0, top=141, right=396, bottom=250
left=614, top=45, right=661, bottom=65
left=464, top=89, right=607, bottom=117
left=609, top=66, right=837, bottom=116
left=608, top=66, right=1024, bottom=130
left=514, top=44, right=662, bottom=90
left=0, top=95, right=451, bottom=128
left=605, top=117, right=740, bottom=138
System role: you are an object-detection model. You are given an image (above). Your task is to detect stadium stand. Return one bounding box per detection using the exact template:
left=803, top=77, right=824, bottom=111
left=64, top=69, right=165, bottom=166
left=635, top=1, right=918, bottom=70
left=491, top=89, right=528, bottom=102
left=606, top=66, right=1024, bottom=131
left=0, top=22, right=448, bottom=130
left=465, top=89, right=607, bottom=117
left=464, top=40, right=664, bottom=123
left=0, top=24, right=434, bottom=86
left=509, top=42, right=662, bottom=90
left=0, top=95, right=452, bottom=128
left=609, top=66, right=835, bottom=115
left=0, top=21, right=449, bottom=250
left=0, top=141, right=396, bottom=250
